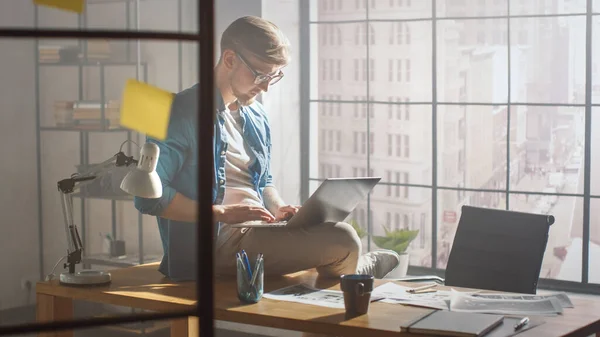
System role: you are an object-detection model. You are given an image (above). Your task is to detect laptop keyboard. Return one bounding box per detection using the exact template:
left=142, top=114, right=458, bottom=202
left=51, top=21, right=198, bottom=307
left=244, top=220, right=288, bottom=227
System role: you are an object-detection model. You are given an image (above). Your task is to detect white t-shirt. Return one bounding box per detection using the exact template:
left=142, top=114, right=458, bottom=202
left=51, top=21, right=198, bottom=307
left=221, top=109, right=263, bottom=206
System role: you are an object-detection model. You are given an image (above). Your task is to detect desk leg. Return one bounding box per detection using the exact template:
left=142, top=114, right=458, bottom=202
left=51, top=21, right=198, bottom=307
left=36, top=293, right=74, bottom=337
left=171, top=316, right=199, bottom=337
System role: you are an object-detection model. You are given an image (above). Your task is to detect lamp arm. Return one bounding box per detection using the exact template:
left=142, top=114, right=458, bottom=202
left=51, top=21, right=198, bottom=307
left=57, top=151, right=138, bottom=275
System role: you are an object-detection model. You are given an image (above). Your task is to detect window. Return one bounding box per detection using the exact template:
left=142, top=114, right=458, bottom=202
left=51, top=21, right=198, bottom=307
left=362, top=58, right=367, bottom=81
left=403, top=214, right=409, bottom=229
left=321, top=129, right=326, bottom=151
left=327, top=130, right=333, bottom=151
left=420, top=213, right=426, bottom=248
left=388, top=60, right=393, bottom=81
left=336, top=131, right=341, bottom=152
left=386, top=170, right=392, bottom=196
left=321, top=59, right=327, bottom=81
left=354, top=59, right=359, bottom=81
left=403, top=172, right=409, bottom=198
left=369, top=95, right=374, bottom=118
left=388, top=97, right=393, bottom=118
left=387, top=134, right=392, bottom=156
left=395, top=213, right=401, bottom=230
left=336, top=59, right=342, bottom=80
left=386, top=212, right=391, bottom=227
left=396, top=23, right=410, bottom=44
left=369, top=132, right=375, bottom=154
left=369, top=58, right=375, bottom=81
left=405, top=98, right=410, bottom=120
left=396, top=59, right=402, bottom=82
left=353, top=131, right=358, bottom=153
left=362, top=96, right=368, bottom=117
left=369, top=24, right=375, bottom=45
left=395, top=172, right=401, bottom=197
left=329, top=59, right=334, bottom=81
left=404, top=135, right=410, bottom=158
left=361, top=132, right=367, bottom=154
left=336, top=95, right=342, bottom=116
left=396, top=97, right=402, bottom=120
left=405, top=59, right=411, bottom=82
left=396, top=135, right=402, bottom=157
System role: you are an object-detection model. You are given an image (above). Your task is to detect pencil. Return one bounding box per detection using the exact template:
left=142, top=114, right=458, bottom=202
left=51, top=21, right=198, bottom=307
left=407, top=283, right=437, bottom=293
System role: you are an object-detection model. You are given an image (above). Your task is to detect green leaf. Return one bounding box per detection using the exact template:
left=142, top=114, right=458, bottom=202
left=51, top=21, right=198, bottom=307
left=373, top=228, right=419, bottom=253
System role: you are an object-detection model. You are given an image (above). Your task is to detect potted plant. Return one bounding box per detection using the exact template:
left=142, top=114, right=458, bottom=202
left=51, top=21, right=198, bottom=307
left=373, top=226, right=419, bottom=278
left=349, top=219, right=368, bottom=240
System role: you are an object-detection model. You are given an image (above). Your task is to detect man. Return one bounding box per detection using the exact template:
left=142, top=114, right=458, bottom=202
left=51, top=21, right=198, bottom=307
left=135, top=16, right=401, bottom=281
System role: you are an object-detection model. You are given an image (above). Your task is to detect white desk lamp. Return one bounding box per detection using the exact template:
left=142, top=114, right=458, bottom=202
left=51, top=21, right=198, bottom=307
left=55, top=141, right=162, bottom=286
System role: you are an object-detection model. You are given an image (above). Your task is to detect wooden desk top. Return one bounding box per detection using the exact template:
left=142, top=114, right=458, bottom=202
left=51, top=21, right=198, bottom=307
left=36, top=263, right=600, bottom=337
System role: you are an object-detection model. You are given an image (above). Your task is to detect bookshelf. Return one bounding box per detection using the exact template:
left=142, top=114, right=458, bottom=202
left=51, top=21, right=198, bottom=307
left=34, top=0, right=183, bottom=277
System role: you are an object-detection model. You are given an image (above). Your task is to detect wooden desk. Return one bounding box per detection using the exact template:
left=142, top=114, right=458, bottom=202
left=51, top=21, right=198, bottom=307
left=36, top=263, right=600, bottom=337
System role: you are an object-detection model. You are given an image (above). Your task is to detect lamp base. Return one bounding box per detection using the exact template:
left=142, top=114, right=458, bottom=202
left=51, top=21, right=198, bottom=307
left=59, top=270, right=111, bottom=286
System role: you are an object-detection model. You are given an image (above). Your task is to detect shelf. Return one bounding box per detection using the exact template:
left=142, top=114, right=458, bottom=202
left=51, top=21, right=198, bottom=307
left=40, top=126, right=129, bottom=133
left=83, top=254, right=162, bottom=268
left=72, top=193, right=134, bottom=201
left=38, top=61, right=147, bottom=67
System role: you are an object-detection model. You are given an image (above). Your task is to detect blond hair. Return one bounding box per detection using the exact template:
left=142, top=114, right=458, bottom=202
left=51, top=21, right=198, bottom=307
left=221, top=16, right=290, bottom=66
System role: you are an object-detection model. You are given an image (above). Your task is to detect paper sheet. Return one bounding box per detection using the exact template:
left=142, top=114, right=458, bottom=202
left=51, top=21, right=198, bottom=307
left=371, top=282, right=452, bottom=310
left=450, top=289, right=564, bottom=316
left=120, top=79, right=174, bottom=141
left=470, top=292, right=573, bottom=309
left=264, top=283, right=384, bottom=309
left=34, top=0, right=84, bottom=13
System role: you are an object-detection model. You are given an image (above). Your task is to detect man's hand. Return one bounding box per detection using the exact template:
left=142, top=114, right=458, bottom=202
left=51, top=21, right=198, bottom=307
left=273, top=205, right=301, bottom=221
left=213, top=204, right=275, bottom=224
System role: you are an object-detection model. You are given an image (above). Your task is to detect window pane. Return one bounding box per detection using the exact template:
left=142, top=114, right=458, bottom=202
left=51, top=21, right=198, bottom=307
left=370, top=21, right=432, bottom=102
left=437, top=105, right=507, bottom=190
left=510, top=194, right=582, bottom=282
left=510, top=17, right=585, bottom=104
left=312, top=0, right=366, bottom=21
left=373, top=104, right=432, bottom=185
left=588, top=198, right=600, bottom=284
left=368, top=185, right=432, bottom=267
left=591, top=109, right=600, bottom=196
left=437, top=190, right=506, bottom=269
left=592, top=17, right=600, bottom=104
left=510, top=0, right=586, bottom=14
left=512, top=106, right=584, bottom=193
left=311, top=23, right=367, bottom=101
left=370, top=0, right=432, bottom=19
left=437, top=19, right=508, bottom=104
left=437, top=0, right=507, bottom=17
left=312, top=102, right=369, bottom=179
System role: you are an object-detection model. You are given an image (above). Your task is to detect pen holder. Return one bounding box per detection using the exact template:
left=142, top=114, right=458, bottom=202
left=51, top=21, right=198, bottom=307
left=236, top=258, right=264, bottom=304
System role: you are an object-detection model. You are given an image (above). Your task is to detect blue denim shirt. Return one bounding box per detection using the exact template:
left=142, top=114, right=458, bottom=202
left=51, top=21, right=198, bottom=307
left=134, top=84, right=274, bottom=281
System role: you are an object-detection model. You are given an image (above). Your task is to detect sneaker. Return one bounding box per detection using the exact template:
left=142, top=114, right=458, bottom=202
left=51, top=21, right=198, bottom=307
left=356, top=250, right=401, bottom=279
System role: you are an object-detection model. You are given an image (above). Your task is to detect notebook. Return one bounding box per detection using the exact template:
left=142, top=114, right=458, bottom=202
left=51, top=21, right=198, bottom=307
left=401, top=311, right=504, bottom=337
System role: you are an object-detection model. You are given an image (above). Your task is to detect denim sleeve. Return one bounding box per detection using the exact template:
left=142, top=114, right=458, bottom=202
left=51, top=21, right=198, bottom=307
left=134, top=112, right=189, bottom=216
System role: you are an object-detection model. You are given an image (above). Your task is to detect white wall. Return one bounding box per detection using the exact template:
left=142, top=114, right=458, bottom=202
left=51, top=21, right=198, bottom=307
left=261, top=0, right=301, bottom=205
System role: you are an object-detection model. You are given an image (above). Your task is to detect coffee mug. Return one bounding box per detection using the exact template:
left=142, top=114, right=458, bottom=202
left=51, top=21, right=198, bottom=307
left=340, top=274, right=374, bottom=315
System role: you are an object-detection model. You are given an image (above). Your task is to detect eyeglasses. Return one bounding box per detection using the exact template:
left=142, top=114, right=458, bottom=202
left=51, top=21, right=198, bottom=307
left=236, top=52, right=284, bottom=85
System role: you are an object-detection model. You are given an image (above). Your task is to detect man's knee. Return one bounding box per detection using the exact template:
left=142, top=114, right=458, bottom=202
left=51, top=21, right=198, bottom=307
left=324, top=222, right=362, bottom=256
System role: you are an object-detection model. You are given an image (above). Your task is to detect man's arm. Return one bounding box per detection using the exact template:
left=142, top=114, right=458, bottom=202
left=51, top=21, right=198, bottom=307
left=262, top=186, right=286, bottom=215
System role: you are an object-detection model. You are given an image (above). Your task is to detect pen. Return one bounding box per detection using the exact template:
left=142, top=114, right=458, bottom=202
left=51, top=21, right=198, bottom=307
left=514, top=317, right=529, bottom=331
left=236, top=253, right=249, bottom=281
left=412, top=289, right=437, bottom=294
left=407, top=283, right=437, bottom=293
left=241, top=250, right=253, bottom=280
left=250, top=256, right=263, bottom=287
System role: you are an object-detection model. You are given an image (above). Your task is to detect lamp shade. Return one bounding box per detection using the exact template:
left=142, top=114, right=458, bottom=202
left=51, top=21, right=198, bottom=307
left=120, top=142, right=162, bottom=198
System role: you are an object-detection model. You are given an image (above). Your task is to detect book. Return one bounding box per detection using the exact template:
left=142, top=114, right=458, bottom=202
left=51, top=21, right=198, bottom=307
left=401, top=310, right=504, bottom=337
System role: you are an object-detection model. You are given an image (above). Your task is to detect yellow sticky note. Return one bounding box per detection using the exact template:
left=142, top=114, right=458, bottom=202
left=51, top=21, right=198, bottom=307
left=120, top=79, right=174, bottom=141
left=34, top=0, right=84, bottom=13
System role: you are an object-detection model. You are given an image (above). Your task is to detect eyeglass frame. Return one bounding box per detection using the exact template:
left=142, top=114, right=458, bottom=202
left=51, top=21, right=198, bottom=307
left=235, top=51, right=285, bottom=85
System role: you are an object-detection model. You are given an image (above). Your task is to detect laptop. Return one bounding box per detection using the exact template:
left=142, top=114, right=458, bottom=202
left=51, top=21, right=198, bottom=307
left=230, top=177, right=381, bottom=228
